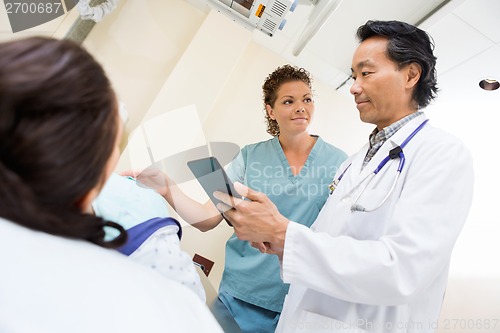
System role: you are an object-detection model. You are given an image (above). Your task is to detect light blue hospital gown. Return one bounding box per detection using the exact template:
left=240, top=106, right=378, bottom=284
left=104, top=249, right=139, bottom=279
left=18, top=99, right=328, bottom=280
left=92, top=173, right=205, bottom=301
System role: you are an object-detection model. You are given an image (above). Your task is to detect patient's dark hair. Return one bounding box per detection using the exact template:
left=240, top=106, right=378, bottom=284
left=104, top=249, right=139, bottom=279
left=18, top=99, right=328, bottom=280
left=0, top=37, right=126, bottom=248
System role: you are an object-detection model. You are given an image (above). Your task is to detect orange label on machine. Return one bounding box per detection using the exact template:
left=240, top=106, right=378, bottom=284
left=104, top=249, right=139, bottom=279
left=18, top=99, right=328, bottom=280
left=256, top=4, right=265, bottom=17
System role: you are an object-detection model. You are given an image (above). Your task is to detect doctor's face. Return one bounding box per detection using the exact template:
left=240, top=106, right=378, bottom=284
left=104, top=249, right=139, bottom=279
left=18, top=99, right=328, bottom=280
left=350, top=36, right=414, bottom=130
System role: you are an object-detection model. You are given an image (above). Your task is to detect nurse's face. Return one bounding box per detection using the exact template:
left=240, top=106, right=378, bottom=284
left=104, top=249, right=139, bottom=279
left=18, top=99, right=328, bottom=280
left=266, top=80, right=314, bottom=136
left=350, top=36, right=416, bottom=130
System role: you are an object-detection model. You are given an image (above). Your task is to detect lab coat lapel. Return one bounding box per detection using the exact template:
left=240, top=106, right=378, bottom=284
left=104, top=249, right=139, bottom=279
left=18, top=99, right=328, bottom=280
left=346, top=114, right=428, bottom=190
left=384, top=114, right=428, bottom=154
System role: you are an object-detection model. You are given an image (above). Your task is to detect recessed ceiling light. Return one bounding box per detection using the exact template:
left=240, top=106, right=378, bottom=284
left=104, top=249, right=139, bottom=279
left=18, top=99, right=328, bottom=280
left=479, top=78, right=499, bottom=91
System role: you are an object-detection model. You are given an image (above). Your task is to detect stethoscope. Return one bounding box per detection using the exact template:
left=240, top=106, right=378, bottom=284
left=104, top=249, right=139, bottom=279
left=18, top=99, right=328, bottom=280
left=329, top=119, right=429, bottom=212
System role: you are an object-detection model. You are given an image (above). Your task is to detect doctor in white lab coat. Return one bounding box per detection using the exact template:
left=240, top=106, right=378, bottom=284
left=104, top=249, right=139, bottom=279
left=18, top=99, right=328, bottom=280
left=218, top=20, right=474, bottom=332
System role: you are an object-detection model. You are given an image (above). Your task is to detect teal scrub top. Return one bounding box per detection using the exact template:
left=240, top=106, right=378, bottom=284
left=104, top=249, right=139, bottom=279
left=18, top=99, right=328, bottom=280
left=221, top=136, right=347, bottom=312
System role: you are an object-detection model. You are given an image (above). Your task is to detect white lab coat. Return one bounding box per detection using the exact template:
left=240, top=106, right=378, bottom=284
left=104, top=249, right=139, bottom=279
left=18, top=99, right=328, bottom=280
left=277, top=114, right=474, bottom=333
left=0, top=217, right=223, bottom=333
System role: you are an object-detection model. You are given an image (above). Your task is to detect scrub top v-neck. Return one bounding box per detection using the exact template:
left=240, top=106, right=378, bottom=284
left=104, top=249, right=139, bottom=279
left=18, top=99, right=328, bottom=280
left=220, top=136, right=347, bottom=313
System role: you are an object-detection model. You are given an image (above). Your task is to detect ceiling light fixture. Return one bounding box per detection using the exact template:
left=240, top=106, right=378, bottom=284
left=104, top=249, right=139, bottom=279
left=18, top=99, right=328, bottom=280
left=479, top=78, right=500, bottom=91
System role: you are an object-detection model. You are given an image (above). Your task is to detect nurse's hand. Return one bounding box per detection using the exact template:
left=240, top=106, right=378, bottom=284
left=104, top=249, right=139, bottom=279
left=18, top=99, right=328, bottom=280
left=120, top=167, right=172, bottom=199
left=214, top=182, right=289, bottom=258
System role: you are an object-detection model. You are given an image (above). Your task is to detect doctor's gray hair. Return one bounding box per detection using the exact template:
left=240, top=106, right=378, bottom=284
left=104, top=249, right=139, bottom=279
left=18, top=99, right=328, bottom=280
left=356, top=20, right=438, bottom=109
left=0, top=37, right=126, bottom=248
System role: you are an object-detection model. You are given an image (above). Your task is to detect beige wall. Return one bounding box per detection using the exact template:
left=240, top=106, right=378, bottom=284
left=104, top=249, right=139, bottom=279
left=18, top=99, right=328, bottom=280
left=83, top=0, right=207, bottom=140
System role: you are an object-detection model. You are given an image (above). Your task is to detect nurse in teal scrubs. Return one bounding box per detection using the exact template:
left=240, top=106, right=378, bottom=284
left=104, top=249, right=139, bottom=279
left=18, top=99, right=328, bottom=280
left=128, top=65, right=347, bottom=332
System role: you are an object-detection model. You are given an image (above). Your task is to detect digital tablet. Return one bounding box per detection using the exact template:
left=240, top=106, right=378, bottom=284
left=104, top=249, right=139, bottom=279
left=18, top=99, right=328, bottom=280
left=187, top=157, right=242, bottom=214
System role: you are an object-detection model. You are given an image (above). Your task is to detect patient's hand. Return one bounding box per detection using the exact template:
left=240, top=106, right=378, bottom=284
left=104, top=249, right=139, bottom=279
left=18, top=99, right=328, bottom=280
left=120, top=167, right=172, bottom=198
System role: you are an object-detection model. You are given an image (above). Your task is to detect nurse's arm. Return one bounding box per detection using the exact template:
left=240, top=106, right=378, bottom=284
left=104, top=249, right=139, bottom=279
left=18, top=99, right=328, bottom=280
left=121, top=168, right=223, bottom=231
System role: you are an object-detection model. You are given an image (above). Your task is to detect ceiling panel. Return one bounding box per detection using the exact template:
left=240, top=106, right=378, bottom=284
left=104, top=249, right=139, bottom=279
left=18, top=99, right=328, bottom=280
left=426, top=12, right=494, bottom=75
left=453, top=0, right=500, bottom=43
left=433, top=45, right=500, bottom=102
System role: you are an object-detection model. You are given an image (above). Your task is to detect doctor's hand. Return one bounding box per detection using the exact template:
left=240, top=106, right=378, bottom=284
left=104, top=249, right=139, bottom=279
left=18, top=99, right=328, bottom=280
left=214, top=182, right=289, bottom=258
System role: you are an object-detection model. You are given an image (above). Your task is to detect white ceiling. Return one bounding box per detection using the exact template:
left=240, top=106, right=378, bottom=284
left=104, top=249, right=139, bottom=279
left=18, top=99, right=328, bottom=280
left=2, top=0, right=498, bottom=110
left=250, top=0, right=500, bottom=101
left=253, top=0, right=446, bottom=87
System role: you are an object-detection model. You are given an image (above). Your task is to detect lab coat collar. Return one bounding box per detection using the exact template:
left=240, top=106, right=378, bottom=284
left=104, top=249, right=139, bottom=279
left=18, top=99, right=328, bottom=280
left=350, top=113, right=428, bottom=182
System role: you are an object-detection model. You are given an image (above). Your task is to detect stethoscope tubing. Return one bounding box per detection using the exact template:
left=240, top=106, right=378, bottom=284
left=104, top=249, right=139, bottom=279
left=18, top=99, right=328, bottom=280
left=334, top=119, right=429, bottom=212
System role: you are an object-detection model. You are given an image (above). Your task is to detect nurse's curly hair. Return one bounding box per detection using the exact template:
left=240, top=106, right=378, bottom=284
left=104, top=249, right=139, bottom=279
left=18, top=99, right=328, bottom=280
left=0, top=37, right=126, bottom=248
left=356, top=20, right=438, bottom=109
left=262, top=64, right=313, bottom=136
